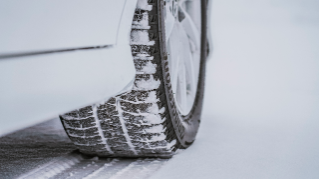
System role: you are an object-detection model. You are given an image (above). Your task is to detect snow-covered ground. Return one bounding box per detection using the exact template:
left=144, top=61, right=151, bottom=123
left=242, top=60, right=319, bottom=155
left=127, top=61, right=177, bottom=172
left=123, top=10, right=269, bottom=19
left=151, top=0, right=319, bottom=178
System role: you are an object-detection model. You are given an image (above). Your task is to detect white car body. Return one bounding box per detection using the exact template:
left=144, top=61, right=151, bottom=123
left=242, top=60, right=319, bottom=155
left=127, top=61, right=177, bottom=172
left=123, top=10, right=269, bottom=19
left=0, top=0, right=212, bottom=136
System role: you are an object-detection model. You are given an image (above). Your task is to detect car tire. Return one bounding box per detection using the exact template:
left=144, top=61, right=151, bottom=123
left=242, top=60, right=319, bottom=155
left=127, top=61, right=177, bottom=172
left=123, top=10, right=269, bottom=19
left=60, top=0, right=207, bottom=158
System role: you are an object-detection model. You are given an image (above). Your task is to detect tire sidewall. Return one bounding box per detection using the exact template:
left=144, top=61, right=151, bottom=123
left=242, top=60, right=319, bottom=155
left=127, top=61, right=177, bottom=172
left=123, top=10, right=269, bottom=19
left=158, top=0, right=208, bottom=148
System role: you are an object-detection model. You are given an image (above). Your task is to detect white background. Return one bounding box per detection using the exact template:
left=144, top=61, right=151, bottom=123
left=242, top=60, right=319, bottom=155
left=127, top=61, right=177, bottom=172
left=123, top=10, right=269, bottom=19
left=152, top=0, right=319, bottom=178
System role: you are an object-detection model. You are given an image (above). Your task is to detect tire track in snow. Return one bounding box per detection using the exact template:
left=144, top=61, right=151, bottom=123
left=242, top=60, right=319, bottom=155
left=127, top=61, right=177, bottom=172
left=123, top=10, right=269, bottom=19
left=17, top=152, right=168, bottom=179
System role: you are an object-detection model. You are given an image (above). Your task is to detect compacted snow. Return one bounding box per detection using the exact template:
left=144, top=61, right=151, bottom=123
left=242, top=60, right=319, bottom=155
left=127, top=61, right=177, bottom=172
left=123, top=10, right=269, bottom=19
left=151, top=0, right=319, bottom=178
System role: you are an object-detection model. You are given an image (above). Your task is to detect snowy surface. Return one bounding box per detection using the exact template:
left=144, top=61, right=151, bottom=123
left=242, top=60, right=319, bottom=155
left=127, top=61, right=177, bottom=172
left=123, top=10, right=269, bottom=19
left=0, top=0, right=318, bottom=178
left=151, top=0, right=319, bottom=178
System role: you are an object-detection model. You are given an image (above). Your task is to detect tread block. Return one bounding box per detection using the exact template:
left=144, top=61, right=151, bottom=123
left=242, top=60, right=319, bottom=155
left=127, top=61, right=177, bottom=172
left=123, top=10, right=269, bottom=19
left=79, top=106, right=93, bottom=118
left=62, top=117, right=96, bottom=128
left=69, top=136, right=102, bottom=145
left=66, top=127, right=99, bottom=137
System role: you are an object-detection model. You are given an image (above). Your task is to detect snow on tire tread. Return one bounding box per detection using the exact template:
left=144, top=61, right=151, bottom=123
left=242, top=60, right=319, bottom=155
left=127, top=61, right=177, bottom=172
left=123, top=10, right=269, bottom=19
left=60, top=0, right=178, bottom=157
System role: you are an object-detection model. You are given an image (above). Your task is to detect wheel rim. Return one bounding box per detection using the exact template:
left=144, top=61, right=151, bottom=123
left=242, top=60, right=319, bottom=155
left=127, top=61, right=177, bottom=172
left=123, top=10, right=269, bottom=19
left=164, top=0, right=202, bottom=115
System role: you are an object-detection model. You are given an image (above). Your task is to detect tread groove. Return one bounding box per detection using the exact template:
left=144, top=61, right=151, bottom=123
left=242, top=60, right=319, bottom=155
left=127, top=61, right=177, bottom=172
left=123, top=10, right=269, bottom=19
left=115, top=97, right=138, bottom=155
left=92, top=104, right=113, bottom=154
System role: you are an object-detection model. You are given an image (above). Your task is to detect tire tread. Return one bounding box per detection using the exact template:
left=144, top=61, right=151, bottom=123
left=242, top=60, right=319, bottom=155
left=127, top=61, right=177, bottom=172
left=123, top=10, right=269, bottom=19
left=60, top=0, right=178, bottom=157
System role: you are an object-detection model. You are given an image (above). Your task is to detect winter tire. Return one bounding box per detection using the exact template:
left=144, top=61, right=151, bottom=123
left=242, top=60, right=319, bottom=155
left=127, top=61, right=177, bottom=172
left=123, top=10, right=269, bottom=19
left=60, top=0, right=208, bottom=158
